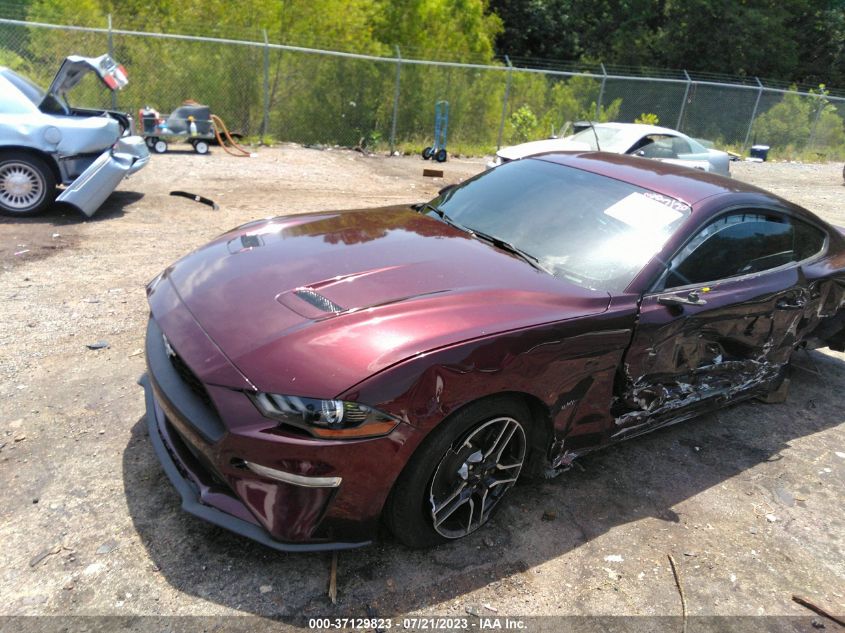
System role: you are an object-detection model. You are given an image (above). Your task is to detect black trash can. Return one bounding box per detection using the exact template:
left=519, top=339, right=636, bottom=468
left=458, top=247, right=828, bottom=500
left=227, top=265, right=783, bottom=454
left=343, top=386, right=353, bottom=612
left=750, top=144, right=770, bottom=161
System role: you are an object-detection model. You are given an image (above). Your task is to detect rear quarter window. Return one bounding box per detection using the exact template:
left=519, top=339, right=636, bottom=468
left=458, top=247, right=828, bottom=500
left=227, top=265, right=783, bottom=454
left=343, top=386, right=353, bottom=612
left=0, top=75, right=40, bottom=114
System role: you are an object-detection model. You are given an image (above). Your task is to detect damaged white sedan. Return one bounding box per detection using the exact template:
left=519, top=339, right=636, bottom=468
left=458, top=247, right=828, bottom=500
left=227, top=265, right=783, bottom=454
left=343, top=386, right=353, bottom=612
left=0, top=54, right=149, bottom=217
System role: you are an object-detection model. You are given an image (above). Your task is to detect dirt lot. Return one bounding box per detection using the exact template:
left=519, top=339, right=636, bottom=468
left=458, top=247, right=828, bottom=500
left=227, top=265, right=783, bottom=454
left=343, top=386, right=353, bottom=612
left=1, top=148, right=844, bottom=629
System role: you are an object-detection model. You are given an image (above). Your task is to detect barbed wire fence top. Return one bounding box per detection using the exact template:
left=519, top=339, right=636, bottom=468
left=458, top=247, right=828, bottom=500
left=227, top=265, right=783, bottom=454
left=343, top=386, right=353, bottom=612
left=1, top=17, right=843, bottom=160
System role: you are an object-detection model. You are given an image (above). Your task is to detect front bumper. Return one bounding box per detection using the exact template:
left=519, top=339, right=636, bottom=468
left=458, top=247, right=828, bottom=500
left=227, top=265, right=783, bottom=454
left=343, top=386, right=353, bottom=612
left=140, top=373, right=368, bottom=552
left=57, top=135, right=149, bottom=216
left=139, top=287, right=424, bottom=550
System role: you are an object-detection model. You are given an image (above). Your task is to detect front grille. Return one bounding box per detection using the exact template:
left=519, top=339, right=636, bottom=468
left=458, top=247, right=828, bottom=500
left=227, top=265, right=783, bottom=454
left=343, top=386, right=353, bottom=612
left=168, top=347, right=215, bottom=410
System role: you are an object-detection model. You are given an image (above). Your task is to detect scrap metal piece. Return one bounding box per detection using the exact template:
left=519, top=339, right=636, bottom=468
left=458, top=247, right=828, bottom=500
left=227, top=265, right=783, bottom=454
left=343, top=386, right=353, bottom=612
left=169, top=191, right=219, bottom=210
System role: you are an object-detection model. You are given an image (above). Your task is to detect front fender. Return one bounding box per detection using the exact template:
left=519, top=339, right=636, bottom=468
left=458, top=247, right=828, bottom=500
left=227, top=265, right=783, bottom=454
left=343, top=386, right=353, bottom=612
left=339, top=306, right=637, bottom=443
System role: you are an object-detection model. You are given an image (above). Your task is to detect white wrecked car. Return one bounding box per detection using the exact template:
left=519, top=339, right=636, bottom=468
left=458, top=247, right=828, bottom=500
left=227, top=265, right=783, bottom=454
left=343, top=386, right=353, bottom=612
left=489, top=122, right=731, bottom=177
left=0, top=54, right=149, bottom=217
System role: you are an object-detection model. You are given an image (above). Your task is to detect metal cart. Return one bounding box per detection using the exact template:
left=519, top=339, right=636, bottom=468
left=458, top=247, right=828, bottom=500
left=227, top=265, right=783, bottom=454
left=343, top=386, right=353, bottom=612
left=139, top=104, right=214, bottom=154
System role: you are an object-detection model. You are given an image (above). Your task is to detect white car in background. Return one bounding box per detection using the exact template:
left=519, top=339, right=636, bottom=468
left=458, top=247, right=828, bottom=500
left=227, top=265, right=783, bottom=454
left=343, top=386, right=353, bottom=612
left=490, top=122, right=731, bottom=177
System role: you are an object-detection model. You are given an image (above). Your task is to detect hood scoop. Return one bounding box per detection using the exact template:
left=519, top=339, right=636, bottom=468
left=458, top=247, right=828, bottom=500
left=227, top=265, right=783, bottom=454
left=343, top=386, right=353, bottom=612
left=277, top=287, right=347, bottom=319
left=293, top=288, right=344, bottom=315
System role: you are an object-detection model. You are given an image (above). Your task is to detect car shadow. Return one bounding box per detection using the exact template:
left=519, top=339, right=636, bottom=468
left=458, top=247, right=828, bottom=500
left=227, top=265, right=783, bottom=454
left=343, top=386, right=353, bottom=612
left=0, top=191, right=143, bottom=268
left=0, top=190, right=143, bottom=227
left=122, top=348, right=845, bottom=622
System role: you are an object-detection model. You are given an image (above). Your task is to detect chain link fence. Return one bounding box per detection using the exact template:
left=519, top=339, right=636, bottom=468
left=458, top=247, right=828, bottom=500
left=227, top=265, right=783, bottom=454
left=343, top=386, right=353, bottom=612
left=2, top=17, right=844, bottom=159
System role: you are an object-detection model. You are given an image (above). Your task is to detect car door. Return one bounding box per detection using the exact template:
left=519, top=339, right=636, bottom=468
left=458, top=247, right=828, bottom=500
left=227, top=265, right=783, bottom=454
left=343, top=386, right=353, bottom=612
left=614, top=207, right=827, bottom=439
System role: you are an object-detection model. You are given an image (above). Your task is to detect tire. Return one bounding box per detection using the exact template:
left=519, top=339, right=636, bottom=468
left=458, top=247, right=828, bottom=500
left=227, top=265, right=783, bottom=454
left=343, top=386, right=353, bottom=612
left=385, top=396, right=530, bottom=548
left=435, top=148, right=448, bottom=163
left=145, top=137, right=156, bottom=148
left=0, top=152, right=57, bottom=217
left=422, top=146, right=433, bottom=160
left=193, top=140, right=210, bottom=155
left=153, top=139, right=168, bottom=154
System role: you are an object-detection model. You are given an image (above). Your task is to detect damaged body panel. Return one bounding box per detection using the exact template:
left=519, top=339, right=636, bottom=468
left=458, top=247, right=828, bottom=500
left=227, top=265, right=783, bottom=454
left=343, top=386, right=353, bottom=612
left=0, top=54, right=148, bottom=217
left=140, top=152, right=845, bottom=550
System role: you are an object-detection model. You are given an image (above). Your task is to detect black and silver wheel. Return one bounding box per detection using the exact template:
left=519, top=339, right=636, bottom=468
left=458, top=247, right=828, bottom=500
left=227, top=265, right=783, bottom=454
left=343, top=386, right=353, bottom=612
left=435, top=148, right=448, bottom=163
left=385, top=397, right=529, bottom=548
left=422, top=146, right=433, bottom=160
left=193, top=140, right=210, bottom=155
left=0, top=152, right=57, bottom=217
left=153, top=139, right=168, bottom=154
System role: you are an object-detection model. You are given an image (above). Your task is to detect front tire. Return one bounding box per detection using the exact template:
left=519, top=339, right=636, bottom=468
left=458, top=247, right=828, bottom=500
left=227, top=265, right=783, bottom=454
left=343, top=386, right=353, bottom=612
left=0, top=152, right=57, bottom=217
left=385, top=396, right=529, bottom=548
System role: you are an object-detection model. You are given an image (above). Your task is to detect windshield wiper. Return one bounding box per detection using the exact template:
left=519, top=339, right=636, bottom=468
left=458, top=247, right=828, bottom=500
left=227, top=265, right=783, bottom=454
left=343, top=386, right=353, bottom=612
left=419, top=203, right=551, bottom=275
left=418, top=202, right=465, bottom=231
left=464, top=227, right=552, bottom=274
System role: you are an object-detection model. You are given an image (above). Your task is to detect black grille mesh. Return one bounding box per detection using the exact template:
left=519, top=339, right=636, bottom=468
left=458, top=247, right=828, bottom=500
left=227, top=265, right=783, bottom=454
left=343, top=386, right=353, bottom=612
left=168, top=348, right=215, bottom=409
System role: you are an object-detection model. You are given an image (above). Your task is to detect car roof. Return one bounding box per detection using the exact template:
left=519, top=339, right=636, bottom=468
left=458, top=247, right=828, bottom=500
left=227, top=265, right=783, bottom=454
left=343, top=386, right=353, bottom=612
left=532, top=151, right=787, bottom=207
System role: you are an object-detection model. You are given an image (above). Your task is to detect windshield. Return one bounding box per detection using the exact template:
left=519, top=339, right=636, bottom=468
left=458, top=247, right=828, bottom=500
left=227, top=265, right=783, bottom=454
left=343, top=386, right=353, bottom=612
left=431, top=158, right=691, bottom=293
left=568, top=126, right=632, bottom=152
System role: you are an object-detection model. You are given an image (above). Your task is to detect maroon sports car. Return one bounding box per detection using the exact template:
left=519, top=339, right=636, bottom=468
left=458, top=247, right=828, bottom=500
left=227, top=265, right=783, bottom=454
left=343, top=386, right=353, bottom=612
left=140, top=152, right=845, bottom=550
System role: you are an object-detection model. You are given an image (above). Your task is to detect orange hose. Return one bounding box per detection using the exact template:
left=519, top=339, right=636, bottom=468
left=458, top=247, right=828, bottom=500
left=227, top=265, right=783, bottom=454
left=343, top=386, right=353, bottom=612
left=210, top=114, right=252, bottom=157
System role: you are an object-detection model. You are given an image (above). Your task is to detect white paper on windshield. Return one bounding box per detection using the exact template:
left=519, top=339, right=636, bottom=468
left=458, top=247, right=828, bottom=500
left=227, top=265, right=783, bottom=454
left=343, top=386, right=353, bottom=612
left=604, top=192, right=684, bottom=230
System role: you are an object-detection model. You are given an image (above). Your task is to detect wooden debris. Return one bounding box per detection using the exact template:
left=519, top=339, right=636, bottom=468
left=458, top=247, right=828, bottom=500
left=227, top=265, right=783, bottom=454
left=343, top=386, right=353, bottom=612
left=328, top=550, right=338, bottom=604
left=423, top=169, right=444, bottom=178
left=668, top=554, right=687, bottom=633
left=793, top=594, right=845, bottom=627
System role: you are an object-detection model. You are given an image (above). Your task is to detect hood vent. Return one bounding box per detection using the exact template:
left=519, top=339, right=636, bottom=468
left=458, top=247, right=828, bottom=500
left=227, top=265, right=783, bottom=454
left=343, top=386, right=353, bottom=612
left=294, top=288, right=344, bottom=314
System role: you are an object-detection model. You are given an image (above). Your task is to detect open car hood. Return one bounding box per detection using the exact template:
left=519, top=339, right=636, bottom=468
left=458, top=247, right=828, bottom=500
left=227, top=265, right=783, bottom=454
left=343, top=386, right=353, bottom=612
left=44, top=54, right=128, bottom=101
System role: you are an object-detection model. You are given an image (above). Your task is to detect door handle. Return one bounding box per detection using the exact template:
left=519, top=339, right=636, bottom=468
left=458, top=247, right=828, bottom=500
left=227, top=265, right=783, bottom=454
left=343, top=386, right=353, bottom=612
left=658, top=291, right=707, bottom=307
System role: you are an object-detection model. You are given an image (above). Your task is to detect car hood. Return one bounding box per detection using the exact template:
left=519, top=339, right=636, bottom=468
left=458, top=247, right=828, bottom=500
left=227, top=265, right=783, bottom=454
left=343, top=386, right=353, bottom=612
left=155, top=206, right=611, bottom=397
left=497, top=137, right=592, bottom=161
left=45, top=54, right=127, bottom=101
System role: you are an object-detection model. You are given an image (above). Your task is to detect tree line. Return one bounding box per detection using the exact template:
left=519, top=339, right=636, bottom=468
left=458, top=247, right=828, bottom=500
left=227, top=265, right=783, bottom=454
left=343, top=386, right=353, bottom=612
left=0, top=0, right=842, bottom=158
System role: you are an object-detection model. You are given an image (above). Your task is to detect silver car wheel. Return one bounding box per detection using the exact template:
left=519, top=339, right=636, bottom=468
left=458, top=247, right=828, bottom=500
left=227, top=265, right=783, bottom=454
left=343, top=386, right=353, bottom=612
left=429, top=416, right=526, bottom=539
left=0, top=161, right=46, bottom=211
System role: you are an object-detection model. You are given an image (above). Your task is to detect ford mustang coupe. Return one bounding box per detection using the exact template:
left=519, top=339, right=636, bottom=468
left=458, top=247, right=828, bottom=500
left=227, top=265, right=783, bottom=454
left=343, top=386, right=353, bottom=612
left=140, top=152, right=845, bottom=550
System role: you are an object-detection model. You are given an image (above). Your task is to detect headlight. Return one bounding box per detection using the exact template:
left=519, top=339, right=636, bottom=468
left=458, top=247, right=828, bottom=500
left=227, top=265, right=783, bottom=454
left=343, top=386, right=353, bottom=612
left=249, top=392, right=399, bottom=439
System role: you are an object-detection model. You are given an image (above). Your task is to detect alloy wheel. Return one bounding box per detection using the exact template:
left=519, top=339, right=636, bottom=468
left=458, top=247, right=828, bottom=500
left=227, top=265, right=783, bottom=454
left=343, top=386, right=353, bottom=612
left=429, top=416, right=526, bottom=539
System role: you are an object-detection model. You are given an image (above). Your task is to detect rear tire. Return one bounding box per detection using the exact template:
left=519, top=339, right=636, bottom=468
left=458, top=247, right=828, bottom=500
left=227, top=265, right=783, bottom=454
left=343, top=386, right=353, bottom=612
left=193, top=140, right=210, bottom=155
left=153, top=140, right=168, bottom=154
left=435, top=148, right=448, bottom=163
left=0, top=152, right=57, bottom=217
left=385, top=396, right=530, bottom=548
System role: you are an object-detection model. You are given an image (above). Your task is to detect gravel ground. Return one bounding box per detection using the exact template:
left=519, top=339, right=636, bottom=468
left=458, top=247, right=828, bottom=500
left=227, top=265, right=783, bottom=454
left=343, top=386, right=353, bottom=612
left=1, top=148, right=844, bottom=630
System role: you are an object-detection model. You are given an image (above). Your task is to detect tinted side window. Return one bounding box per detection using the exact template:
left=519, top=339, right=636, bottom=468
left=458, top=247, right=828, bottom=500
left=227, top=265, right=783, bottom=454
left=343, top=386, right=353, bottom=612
left=665, top=212, right=826, bottom=288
